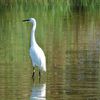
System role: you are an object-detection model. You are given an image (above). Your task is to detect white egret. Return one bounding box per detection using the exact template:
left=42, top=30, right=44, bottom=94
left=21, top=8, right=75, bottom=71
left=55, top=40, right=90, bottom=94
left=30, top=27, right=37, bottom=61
left=23, top=18, right=46, bottom=78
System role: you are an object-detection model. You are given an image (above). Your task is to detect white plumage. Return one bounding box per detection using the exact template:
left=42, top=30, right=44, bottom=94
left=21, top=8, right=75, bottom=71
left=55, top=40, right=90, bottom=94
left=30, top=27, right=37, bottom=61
left=30, top=44, right=46, bottom=71
left=23, top=18, right=46, bottom=77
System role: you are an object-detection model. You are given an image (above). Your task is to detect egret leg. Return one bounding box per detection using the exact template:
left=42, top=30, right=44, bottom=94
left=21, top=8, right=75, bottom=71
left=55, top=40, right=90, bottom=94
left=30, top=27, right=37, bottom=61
left=39, top=70, right=41, bottom=78
left=32, top=68, right=35, bottom=78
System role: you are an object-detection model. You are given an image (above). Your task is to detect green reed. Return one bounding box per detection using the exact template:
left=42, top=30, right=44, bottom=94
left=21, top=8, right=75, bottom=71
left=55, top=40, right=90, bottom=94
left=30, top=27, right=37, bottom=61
left=0, top=0, right=100, bottom=12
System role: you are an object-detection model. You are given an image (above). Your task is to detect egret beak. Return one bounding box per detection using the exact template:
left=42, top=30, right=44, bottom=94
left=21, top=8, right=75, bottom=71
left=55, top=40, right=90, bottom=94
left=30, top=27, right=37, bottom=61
left=22, top=19, right=29, bottom=22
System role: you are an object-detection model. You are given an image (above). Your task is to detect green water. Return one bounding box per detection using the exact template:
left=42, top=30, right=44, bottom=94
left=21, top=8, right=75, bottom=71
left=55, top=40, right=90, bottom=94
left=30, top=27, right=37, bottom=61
left=0, top=1, right=100, bottom=100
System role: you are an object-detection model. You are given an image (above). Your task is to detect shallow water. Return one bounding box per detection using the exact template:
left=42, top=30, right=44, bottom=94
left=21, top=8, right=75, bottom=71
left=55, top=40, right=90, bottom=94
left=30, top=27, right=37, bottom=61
left=0, top=1, right=100, bottom=100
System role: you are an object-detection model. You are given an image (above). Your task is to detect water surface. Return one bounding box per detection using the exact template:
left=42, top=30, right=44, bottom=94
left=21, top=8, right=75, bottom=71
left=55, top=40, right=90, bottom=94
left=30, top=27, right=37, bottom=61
left=0, top=1, right=100, bottom=100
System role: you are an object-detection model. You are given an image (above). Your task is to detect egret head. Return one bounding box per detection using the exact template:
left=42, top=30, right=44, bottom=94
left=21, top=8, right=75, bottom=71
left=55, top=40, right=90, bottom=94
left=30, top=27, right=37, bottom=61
left=23, top=18, right=36, bottom=26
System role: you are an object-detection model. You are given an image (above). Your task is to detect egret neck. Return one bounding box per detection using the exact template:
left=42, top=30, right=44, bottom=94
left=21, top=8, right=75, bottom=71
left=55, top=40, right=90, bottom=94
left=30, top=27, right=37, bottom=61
left=31, top=23, right=37, bottom=46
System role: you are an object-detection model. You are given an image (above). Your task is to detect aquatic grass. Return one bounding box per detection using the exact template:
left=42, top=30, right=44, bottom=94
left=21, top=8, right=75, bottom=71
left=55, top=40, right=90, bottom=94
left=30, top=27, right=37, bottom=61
left=71, top=0, right=100, bottom=11
left=0, top=0, right=100, bottom=12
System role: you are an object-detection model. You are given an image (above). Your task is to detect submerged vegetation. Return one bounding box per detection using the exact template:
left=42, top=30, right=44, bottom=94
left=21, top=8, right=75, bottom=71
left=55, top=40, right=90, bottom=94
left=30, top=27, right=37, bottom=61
left=0, top=0, right=100, bottom=12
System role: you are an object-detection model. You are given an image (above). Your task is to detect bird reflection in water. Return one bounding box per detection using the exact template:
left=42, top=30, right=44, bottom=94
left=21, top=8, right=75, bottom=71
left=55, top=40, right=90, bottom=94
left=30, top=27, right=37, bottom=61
left=30, top=83, right=46, bottom=100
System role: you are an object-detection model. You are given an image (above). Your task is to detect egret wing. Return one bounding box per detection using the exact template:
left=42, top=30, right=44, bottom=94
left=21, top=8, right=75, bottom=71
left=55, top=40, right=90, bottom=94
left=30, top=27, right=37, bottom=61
left=30, top=47, right=41, bottom=67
